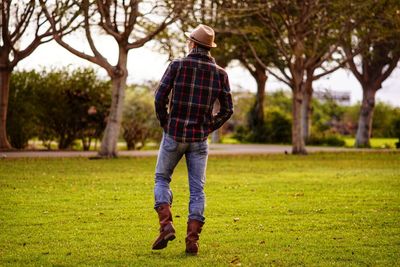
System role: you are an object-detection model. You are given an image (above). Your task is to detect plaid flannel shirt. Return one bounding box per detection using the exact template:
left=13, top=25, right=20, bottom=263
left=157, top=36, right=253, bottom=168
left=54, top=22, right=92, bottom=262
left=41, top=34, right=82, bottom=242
left=155, top=47, right=233, bottom=142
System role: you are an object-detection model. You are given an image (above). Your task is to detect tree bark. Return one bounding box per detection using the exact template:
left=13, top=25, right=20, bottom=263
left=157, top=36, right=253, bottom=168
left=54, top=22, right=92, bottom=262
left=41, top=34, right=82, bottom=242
left=0, top=70, right=12, bottom=150
left=211, top=100, right=221, bottom=143
left=301, top=78, right=313, bottom=142
left=99, top=48, right=128, bottom=157
left=99, top=73, right=127, bottom=157
left=254, top=65, right=267, bottom=126
left=211, top=130, right=220, bottom=143
left=355, top=87, right=377, bottom=147
left=81, top=137, right=91, bottom=151
left=292, top=89, right=307, bottom=155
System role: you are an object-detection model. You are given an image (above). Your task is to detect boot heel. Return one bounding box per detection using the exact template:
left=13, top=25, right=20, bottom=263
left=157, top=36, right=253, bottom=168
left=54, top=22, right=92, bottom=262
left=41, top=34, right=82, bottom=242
left=165, top=232, right=176, bottom=241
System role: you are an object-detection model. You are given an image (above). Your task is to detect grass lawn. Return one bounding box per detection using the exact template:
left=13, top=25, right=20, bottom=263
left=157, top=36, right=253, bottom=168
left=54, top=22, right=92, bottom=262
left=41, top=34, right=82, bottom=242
left=344, top=138, right=398, bottom=149
left=1, top=153, right=399, bottom=266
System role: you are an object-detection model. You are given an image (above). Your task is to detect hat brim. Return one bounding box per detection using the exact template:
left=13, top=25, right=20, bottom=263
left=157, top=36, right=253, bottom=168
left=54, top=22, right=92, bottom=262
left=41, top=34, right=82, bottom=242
left=185, top=32, right=217, bottom=48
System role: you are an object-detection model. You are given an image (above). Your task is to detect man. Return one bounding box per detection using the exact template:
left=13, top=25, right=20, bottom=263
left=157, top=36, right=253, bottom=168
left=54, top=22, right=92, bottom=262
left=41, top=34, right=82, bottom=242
left=152, top=24, right=233, bottom=255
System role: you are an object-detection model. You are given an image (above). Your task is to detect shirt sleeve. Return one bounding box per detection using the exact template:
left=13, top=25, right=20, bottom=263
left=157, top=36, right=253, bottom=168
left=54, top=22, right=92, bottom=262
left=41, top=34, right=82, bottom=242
left=210, top=71, right=234, bottom=131
left=154, top=61, right=177, bottom=128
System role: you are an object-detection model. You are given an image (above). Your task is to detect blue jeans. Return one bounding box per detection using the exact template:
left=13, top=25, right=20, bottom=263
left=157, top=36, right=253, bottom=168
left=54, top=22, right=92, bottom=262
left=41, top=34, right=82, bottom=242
left=154, top=133, right=208, bottom=222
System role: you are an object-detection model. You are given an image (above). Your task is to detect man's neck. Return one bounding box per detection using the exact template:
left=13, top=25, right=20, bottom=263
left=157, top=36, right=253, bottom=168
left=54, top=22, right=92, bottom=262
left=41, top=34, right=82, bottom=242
left=190, top=46, right=211, bottom=57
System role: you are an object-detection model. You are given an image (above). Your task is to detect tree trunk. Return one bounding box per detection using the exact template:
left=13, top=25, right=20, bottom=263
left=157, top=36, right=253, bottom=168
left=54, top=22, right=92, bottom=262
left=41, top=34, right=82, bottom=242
left=211, top=100, right=221, bottom=143
left=244, top=62, right=267, bottom=142
left=355, top=87, right=377, bottom=148
left=211, top=130, right=220, bottom=143
left=99, top=75, right=127, bottom=157
left=301, top=79, right=313, bottom=143
left=81, top=137, right=91, bottom=151
left=254, top=66, right=267, bottom=126
left=0, top=70, right=12, bottom=150
left=292, top=89, right=307, bottom=154
left=58, top=134, right=75, bottom=150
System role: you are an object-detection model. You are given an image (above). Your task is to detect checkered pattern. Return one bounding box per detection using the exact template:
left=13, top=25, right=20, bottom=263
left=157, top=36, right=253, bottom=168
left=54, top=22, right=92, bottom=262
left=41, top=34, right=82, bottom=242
left=155, top=47, right=233, bottom=142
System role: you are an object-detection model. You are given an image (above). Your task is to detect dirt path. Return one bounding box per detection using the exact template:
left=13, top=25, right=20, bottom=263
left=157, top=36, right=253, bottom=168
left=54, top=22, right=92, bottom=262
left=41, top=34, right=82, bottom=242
left=1, top=144, right=389, bottom=158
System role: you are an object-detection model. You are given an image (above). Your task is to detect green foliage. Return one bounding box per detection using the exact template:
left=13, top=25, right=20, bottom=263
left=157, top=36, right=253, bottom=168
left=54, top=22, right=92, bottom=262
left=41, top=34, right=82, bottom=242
left=122, top=85, right=161, bottom=150
left=7, top=69, right=111, bottom=150
left=312, top=98, right=345, bottom=133
left=35, top=68, right=111, bottom=150
left=392, top=117, right=400, bottom=138
left=344, top=137, right=398, bottom=149
left=267, top=90, right=292, bottom=113
left=307, top=131, right=346, bottom=147
left=392, top=117, right=400, bottom=148
left=244, top=107, right=292, bottom=144
left=7, top=71, right=42, bottom=148
left=1, top=153, right=399, bottom=266
left=234, top=90, right=292, bottom=144
left=246, top=104, right=268, bottom=143
left=230, top=92, right=254, bottom=129
left=233, top=89, right=398, bottom=145
left=264, top=108, right=292, bottom=143
left=371, top=102, right=400, bottom=138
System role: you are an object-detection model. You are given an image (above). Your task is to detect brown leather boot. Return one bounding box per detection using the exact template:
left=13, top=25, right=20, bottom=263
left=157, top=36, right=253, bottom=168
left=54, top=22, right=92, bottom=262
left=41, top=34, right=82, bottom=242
left=185, top=219, right=204, bottom=255
left=152, top=204, right=176, bottom=250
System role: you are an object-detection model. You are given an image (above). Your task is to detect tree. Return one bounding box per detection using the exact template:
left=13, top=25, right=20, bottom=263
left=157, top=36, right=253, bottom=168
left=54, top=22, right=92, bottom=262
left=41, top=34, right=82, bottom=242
left=342, top=0, right=400, bottom=147
left=40, top=0, right=184, bottom=157
left=0, top=0, right=71, bottom=149
left=243, top=0, right=357, bottom=154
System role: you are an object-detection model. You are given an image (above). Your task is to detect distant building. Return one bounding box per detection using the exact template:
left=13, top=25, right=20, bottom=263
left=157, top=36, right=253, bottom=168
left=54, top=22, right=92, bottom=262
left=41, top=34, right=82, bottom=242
left=314, top=90, right=351, bottom=105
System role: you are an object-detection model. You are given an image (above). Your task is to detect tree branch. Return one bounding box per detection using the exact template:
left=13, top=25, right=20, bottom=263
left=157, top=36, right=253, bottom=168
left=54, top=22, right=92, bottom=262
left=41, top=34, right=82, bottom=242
left=39, top=0, right=112, bottom=73
left=10, top=2, right=34, bottom=41
left=127, top=15, right=175, bottom=49
left=342, top=45, right=364, bottom=83
left=376, top=55, right=400, bottom=89
left=97, top=0, right=122, bottom=41
left=82, top=0, right=107, bottom=61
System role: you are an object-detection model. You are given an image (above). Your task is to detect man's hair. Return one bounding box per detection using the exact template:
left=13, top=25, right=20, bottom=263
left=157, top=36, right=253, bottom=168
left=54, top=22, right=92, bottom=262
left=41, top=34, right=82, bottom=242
left=194, top=42, right=211, bottom=51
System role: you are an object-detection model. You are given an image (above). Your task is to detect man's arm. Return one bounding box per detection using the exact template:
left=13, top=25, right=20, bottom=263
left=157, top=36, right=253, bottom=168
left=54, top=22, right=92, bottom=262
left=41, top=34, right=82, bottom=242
left=210, top=72, right=233, bottom=132
left=154, top=61, right=177, bottom=128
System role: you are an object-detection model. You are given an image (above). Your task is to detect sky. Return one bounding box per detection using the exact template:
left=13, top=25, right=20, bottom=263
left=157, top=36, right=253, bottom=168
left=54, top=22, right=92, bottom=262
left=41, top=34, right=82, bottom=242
left=18, top=38, right=400, bottom=107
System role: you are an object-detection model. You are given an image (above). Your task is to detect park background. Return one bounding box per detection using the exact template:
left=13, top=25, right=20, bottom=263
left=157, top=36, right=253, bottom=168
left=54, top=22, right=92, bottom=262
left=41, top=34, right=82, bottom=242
left=1, top=0, right=400, bottom=154
left=1, top=0, right=400, bottom=266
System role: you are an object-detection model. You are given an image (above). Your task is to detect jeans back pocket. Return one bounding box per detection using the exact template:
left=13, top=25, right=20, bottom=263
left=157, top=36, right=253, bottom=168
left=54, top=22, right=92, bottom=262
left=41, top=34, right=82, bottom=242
left=163, top=134, right=179, bottom=152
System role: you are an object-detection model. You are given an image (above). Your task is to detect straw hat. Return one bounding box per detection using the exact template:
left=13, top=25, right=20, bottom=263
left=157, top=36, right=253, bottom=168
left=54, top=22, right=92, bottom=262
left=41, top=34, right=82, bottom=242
left=185, top=24, right=217, bottom=48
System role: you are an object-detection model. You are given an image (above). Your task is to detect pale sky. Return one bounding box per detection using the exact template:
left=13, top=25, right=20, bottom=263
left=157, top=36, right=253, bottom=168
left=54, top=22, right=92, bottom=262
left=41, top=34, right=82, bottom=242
left=18, top=38, right=400, bottom=107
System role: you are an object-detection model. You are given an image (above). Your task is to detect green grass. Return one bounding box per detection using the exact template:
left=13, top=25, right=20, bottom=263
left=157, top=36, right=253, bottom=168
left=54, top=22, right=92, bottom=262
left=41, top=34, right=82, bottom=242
left=1, top=153, right=399, bottom=266
left=220, top=134, right=241, bottom=144
left=344, top=137, right=398, bottom=149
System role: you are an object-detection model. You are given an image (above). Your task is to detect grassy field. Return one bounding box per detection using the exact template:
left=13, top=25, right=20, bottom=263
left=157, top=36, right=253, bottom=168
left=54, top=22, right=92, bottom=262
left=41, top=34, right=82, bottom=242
left=1, top=153, right=399, bottom=266
left=221, top=136, right=399, bottom=149
left=343, top=138, right=398, bottom=149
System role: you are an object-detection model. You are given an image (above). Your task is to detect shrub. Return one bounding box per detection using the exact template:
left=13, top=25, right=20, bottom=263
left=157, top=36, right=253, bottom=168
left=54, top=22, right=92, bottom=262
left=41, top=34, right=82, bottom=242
left=307, top=131, right=345, bottom=147
left=7, top=71, right=41, bottom=149
left=233, top=125, right=251, bottom=143
left=264, top=109, right=292, bottom=143
left=234, top=108, right=292, bottom=144
left=35, top=68, right=111, bottom=150
left=122, top=86, right=161, bottom=150
left=392, top=117, right=400, bottom=149
left=8, top=68, right=111, bottom=150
